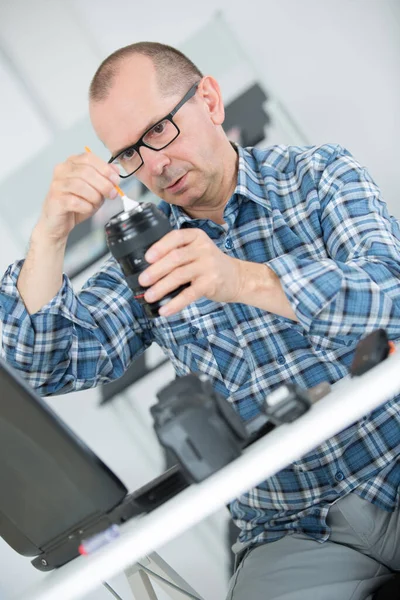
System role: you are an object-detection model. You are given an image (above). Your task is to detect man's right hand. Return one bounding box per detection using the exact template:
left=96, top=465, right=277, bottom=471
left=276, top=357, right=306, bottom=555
left=37, top=151, right=121, bottom=241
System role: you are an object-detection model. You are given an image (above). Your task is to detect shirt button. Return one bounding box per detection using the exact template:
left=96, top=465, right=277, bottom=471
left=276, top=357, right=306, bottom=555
left=335, top=471, right=345, bottom=482
left=225, top=238, right=233, bottom=250
left=190, top=326, right=199, bottom=336
left=277, top=355, right=286, bottom=365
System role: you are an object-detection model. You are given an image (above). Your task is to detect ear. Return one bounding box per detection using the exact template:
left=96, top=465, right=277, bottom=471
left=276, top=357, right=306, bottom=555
left=198, top=76, right=225, bottom=126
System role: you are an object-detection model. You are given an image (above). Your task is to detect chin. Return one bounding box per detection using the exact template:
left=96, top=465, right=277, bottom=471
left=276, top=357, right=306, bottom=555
left=163, top=188, right=204, bottom=208
left=157, top=173, right=209, bottom=208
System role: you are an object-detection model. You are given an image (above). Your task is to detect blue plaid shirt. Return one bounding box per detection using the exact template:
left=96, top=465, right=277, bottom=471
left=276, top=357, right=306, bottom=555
left=1, top=143, right=400, bottom=548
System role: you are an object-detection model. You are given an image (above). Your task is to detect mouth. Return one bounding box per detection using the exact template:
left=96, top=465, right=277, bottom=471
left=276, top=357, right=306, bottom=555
left=165, top=173, right=188, bottom=193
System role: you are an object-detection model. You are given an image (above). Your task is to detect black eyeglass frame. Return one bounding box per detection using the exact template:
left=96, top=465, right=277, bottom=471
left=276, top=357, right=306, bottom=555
left=108, top=81, right=200, bottom=178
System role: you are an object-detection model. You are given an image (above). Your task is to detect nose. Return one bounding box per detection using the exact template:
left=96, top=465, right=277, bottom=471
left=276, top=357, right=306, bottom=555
left=140, top=146, right=170, bottom=176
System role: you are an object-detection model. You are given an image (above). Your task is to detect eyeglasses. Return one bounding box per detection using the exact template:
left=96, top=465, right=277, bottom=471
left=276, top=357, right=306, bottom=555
left=108, top=81, right=200, bottom=178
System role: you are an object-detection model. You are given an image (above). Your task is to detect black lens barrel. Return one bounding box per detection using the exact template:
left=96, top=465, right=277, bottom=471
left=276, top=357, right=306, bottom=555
left=105, top=203, right=187, bottom=318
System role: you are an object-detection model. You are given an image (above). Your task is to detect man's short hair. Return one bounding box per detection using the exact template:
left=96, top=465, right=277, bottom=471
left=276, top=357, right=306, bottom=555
left=89, top=41, right=203, bottom=102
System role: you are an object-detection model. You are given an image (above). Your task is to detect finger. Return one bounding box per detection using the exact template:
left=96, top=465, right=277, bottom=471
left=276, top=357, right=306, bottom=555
left=158, top=284, right=201, bottom=317
left=58, top=179, right=113, bottom=211
left=145, top=228, right=197, bottom=262
left=144, top=264, right=198, bottom=304
left=139, top=245, right=195, bottom=287
left=69, top=152, right=120, bottom=184
left=68, top=158, right=120, bottom=190
left=64, top=168, right=119, bottom=203
left=63, top=194, right=100, bottom=217
left=69, top=152, right=119, bottom=177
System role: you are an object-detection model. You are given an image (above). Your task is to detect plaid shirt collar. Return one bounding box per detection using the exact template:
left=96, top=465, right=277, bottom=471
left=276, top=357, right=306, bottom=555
left=168, top=144, right=271, bottom=230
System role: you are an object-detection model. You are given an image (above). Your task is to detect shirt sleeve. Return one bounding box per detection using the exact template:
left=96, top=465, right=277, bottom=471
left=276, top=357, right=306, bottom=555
left=0, top=256, right=153, bottom=395
left=268, top=146, right=400, bottom=341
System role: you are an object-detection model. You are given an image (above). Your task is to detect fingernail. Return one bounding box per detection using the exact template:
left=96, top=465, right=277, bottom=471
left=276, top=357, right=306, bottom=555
left=110, top=173, right=120, bottom=185
left=139, top=272, right=149, bottom=285
left=109, top=188, right=118, bottom=199
left=159, top=305, right=170, bottom=316
left=145, top=249, right=156, bottom=262
left=145, top=289, right=155, bottom=301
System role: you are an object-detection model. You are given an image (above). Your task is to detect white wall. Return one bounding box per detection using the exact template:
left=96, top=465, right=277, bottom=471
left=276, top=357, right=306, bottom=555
left=0, top=1, right=399, bottom=598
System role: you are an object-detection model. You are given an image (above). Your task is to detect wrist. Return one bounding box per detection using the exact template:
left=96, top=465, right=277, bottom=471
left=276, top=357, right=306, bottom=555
left=32, top=221, right=69, bottom=251
left=234, top=260, right=276, bottom=303
left=233, top=259, right=298, bottom=321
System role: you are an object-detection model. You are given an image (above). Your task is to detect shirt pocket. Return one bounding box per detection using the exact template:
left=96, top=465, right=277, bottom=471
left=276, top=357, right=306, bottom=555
left=305, top=333, right=355, bottom=353
left=152, top=305, right=251, bottom=394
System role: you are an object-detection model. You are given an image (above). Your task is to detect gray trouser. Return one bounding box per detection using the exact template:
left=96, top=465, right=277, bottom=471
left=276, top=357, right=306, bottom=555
left=227, top=492, right=400, bottom=600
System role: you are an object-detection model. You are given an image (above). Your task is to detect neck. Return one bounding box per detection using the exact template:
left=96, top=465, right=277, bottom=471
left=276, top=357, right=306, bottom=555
left=184, top=142, right=238, bottom=224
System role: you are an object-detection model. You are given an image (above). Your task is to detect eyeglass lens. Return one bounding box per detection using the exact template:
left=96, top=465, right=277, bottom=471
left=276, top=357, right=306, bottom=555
left=114, top=119, right=179, bottom=176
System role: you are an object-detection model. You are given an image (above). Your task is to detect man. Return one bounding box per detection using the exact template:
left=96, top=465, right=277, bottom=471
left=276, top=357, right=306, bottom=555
left=1, top=42, right=400, bottom=599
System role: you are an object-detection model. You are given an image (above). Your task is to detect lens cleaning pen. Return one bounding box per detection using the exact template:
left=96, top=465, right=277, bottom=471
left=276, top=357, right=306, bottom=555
left=84, top=146, right=140, bottom=212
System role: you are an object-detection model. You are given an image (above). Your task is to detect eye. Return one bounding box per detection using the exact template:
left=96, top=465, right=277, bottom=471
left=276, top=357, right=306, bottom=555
left=149, top=120, right=167, bottom=136
left=119, top=147, right=137, bottom=162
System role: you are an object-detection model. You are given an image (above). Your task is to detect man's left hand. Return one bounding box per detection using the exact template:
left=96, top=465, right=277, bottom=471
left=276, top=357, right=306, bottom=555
left=138, top=228, right=243, bottom=316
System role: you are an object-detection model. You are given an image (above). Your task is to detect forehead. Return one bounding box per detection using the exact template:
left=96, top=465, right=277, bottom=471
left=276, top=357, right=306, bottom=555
left=89, top=55, right=179, bottom=153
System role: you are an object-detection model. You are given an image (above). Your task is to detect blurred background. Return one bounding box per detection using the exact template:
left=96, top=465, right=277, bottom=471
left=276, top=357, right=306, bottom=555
left=0, top=1, right=399, bottom=599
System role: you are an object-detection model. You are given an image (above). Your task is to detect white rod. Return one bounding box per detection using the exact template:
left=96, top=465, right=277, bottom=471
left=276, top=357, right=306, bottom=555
left=16, top=351, right=400, bottom=600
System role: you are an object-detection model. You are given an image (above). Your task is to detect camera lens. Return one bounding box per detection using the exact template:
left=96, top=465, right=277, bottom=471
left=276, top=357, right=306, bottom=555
left=105, top=203, right=188, bottom=318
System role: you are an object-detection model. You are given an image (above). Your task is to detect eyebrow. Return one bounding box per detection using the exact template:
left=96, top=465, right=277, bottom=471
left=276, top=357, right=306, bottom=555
left=111, top=111, right=168, bottom=158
